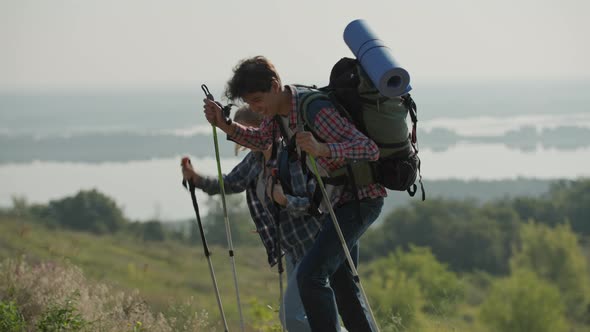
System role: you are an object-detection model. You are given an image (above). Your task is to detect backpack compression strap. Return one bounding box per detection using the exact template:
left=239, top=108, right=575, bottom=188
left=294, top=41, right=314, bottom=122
left=401, top=93, right=425, bottom=200
left=402, top=94, right=418, bottom=150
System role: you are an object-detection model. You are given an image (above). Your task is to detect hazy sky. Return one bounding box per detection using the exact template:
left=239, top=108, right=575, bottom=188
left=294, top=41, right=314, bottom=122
left=1, top=0, right=589, bottom=92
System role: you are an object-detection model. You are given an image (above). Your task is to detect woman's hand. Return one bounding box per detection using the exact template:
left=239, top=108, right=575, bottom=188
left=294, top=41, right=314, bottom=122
left=266, top=178, right=287, bottom=206
left=180, top=158, right=201, bottom=186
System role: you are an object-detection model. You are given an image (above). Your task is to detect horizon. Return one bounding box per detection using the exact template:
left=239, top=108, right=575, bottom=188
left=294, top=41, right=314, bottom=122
left=1, top=77, right=589, bottom=95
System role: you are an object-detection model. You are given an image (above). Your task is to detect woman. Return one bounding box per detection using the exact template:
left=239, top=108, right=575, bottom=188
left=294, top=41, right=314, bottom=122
left=182, top=106, right=329, bottom=331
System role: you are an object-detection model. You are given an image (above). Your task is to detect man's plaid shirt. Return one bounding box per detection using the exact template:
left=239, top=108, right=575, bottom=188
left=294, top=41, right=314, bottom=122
left=230, top=85, right=387, bottom=205
left=195, top=150, right=322, bottom=266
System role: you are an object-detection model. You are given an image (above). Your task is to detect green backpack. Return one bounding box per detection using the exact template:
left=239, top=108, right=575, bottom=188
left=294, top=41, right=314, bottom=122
left=295, top=57, right=425, bottom=199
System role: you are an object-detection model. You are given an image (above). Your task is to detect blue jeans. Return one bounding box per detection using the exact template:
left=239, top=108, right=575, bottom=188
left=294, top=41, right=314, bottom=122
left=279, top=255, right=310, bottom=332
left=296, top=197, right=384, bottom=332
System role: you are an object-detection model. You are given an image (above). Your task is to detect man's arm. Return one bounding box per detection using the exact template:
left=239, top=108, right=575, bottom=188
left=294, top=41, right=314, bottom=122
left=228, top=119, right=275, bottom=151
left=203, top=98, right=274, bottom=150
left=309, top=103, right=379, bottom=161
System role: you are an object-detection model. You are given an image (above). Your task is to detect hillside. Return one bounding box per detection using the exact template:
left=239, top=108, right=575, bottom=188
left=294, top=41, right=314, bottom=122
left=1, top=179, right=589, bottom=331
left=0, top=217, right=280, bottom=331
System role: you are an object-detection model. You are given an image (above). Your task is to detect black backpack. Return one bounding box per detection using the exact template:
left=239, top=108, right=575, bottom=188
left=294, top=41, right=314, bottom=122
left=295, top=57, right=425, bottom=200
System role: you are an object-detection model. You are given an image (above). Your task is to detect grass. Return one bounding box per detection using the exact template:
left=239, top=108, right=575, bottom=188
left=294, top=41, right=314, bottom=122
left=0, top=216, right=482, bottom=332
left=0, top=216, right=280, bottom=331
left=4, top=216, right=586, bottom=332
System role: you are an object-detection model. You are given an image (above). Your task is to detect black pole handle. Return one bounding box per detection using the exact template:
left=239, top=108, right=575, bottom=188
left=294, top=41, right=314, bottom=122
left=181, top=156, right=211, bottom=257
left=201, top=84, right=232, bottom=125
left=181, top=157, right=192, bottom=190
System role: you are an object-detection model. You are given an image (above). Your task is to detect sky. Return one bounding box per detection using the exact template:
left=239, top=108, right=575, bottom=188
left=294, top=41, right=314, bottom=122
left=1, top=0, right=589, bottom=93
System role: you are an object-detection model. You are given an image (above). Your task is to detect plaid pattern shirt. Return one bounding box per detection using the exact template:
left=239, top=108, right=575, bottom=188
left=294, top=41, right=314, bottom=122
left=195, top=150, right=322, bottom=265
left=230, top=85, right=387, bottom=204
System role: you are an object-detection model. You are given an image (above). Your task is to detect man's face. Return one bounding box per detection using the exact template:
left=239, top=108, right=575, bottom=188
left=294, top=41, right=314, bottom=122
left=241, top=81, right=281, bottom=117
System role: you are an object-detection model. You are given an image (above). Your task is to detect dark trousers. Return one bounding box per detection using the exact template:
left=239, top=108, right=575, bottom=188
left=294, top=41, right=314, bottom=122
left=297, top=197, right=383, bottom=332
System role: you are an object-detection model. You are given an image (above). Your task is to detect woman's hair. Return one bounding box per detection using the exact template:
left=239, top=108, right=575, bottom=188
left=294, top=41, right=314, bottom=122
left=233, top=105, right=264, bottom=155
left=225, top=56, right=281, bottom=101
left=233, top=105, right=264, bottom=127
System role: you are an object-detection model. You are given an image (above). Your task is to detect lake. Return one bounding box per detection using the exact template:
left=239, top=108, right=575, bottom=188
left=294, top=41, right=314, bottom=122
left=1, top=81, right=589, bottom=221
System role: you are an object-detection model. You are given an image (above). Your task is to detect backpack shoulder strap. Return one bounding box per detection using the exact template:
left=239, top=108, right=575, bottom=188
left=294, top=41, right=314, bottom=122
left=274, top=115, right=290, bottom=140
left=297, top=90, right=332, bottom=135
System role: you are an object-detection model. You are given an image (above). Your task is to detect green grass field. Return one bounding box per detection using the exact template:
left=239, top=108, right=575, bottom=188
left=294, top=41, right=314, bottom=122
left=3, top=215, right=587, bottom=332
left=0, top=216, right=281, bottom=331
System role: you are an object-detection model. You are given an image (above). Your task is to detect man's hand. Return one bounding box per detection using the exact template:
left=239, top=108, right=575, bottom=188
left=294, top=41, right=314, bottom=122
left=203, top=99, right=233, bottom=132
left=296, top=132, right=330, bottom=157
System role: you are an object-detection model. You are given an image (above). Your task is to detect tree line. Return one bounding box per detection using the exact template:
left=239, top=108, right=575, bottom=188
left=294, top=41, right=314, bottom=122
left=3, top=179, right=589, bottom=276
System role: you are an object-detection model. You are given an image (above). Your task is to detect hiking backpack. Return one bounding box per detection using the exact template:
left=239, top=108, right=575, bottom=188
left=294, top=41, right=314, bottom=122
left=293, top=57, right=425, bottom=200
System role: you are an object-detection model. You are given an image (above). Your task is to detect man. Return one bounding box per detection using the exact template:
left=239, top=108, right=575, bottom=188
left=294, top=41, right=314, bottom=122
left=203, top=56, right=385, bottom=331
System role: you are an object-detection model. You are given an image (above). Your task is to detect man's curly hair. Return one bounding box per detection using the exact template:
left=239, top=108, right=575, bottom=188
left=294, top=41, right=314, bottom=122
left=225, top=56, right=281, bottom=101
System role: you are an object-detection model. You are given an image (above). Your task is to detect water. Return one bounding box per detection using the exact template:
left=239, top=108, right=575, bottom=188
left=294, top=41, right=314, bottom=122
left=1, top=81, right=589, bottom=221
left=0, top=157, right=241, bottom=221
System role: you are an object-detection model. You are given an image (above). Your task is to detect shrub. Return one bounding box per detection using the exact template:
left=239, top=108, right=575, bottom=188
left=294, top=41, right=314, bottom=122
left=0, top=258, right=212, bottom=331
left=480, top=269, right=567, bottom=332
left=510, top=222, right=590, bottom=321
left=0, top=300, right=25, bottom=332
left=248, top=298, right=282, bottom=332
left=36, top=292, right=87, bottom=331
left=366, top=270, right=422, bottom=332
left=364, top=246, right=463, bottom=322
left=141, top=221, right=166, bottom=242
left=46, top=189, right=125, bottom=234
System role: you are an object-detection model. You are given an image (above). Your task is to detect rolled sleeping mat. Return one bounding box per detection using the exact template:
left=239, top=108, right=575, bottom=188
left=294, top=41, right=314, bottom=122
left=343, top=19, right=411, bottom=97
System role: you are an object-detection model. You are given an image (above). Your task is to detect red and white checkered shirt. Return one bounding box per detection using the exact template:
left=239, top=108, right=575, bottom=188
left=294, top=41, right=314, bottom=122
left=230, top=85, right=387, bottom=204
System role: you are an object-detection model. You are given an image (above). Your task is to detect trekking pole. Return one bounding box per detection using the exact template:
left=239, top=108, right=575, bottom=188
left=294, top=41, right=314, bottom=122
left=181, top=157, right=229, bottom=332
left=307, top=155, right=381, bottom=332
left=275, top=225, right=285, bottom=332
left=201, top=84, right=245, bottom=332
left=270, top=170, right=286, bottom=332
left=276, top=230, right=285, bottom=332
